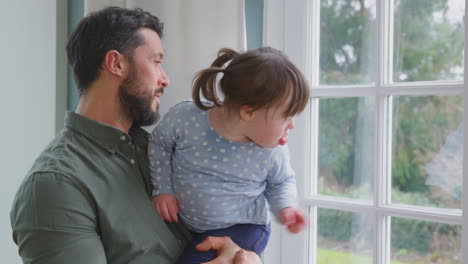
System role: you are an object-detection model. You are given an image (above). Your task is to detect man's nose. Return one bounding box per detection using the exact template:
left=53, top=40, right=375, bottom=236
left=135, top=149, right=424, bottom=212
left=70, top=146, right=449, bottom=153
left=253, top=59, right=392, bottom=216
left=158, top=68, right=170, bottom=88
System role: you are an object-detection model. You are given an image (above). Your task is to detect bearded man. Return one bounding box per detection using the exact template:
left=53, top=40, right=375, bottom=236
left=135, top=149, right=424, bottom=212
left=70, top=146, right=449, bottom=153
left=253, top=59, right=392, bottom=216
left=10, top=7, right=261, bottom=264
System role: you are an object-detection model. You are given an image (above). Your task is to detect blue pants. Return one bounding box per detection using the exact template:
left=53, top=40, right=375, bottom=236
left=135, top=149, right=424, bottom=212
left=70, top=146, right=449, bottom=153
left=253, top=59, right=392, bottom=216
left=176, top=223, right=271, bottom=264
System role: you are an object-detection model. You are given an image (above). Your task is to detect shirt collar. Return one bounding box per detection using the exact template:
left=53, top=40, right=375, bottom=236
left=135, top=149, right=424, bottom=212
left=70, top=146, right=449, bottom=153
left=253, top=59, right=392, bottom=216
left=64, top=111, right=149, bottom=153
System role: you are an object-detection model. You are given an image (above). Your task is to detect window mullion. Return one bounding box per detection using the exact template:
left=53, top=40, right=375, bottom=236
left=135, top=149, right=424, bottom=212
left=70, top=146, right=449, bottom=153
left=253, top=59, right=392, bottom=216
left=376, top=93, right=391, bottom=264
left=461, top=7, right=468, bottom=263
left=307, top=1, right=320, bottom=263
left=375, top=0, right=392, bottom=263
left=308, top=0, right=320, bottom=87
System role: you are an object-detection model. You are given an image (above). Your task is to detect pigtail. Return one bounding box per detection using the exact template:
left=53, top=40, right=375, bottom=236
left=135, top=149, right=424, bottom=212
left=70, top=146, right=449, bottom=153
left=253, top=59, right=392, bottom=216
left=210, top=48, right=238, bottom=68
left=192, top=48, right=239, bottom=110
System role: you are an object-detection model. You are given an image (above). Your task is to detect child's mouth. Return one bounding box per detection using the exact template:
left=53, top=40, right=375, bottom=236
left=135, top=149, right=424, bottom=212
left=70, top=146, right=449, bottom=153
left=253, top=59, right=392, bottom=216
left=279, top=135, right=288, bottom=145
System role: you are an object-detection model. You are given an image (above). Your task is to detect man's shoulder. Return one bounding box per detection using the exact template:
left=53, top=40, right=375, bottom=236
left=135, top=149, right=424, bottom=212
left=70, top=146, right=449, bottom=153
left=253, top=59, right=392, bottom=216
left=27, top=128, right=88, bottom=181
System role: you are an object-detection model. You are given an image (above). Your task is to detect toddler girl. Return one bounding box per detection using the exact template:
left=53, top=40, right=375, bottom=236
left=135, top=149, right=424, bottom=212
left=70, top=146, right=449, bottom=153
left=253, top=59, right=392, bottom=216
left=149, top=47, right=310, bottom=263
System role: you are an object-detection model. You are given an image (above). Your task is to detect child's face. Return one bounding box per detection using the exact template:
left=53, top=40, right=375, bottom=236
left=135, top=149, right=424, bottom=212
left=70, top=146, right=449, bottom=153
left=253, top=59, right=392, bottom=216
left=245, top=101, right=295, bottom=149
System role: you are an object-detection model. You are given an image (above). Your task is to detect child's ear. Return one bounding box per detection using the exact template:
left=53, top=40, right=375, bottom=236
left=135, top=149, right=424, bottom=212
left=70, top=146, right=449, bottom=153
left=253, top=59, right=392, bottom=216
left=239, top=106, right=255, bottom=121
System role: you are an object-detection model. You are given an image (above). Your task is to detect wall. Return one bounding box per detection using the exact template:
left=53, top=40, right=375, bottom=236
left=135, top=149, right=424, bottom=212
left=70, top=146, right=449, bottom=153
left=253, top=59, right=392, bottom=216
left=0, top=0, right=61, bottom=262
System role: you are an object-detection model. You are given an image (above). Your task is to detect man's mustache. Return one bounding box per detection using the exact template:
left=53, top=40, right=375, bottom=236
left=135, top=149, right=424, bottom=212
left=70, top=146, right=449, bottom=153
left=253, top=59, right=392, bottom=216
left=155, top=88, right=164, bottom=96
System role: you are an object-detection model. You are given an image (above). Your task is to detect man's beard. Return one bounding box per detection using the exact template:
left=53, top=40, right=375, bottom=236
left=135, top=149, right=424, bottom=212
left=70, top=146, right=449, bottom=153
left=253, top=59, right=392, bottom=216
left=119, top=67, right=161, bottom=128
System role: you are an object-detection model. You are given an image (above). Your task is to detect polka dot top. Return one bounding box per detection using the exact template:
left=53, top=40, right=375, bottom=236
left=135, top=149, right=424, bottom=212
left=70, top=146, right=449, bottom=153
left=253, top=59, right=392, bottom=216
left=149, top=100, right=298, bottom=232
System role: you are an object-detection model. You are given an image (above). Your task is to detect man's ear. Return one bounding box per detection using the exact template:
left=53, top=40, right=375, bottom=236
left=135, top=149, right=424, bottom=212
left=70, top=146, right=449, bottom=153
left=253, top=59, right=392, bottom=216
left=239, top=106, right=255, bottom=121
left=103, top=50, right=128, bottom=78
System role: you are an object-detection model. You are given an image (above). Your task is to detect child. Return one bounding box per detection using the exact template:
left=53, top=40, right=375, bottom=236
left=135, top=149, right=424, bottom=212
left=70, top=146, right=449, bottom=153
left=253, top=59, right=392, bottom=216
left=149, top=47, right=310, bottom=263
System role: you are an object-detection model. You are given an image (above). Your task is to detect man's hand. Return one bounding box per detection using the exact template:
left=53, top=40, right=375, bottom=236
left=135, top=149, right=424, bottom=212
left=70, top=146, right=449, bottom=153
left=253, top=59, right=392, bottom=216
left=152, top=194, right=179, bottom=222
left=234, top=249, right=261, bottom=264
left=196, top=236, right=262, bottom=264
left=279, top=207, right=307, bottom=233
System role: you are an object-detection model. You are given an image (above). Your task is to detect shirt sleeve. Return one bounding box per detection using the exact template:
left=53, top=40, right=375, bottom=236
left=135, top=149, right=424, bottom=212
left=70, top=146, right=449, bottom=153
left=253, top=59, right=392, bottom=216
left=264, top=145, right=299, bottom=216
left=148, top=109, right=178, bottom=197
left=10, top=172, right=107, bottom=264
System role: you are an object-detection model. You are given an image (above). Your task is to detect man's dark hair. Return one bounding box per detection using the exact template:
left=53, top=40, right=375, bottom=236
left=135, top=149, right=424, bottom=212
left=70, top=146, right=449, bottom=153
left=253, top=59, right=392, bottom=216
left=66, top=7, right=164, bottom=94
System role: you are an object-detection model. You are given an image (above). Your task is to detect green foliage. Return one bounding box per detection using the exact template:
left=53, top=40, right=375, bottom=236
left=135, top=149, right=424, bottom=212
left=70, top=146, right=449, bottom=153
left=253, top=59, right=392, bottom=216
left=320, top=0, right=376, bottom=84
left=318, top=209, right=353, bottom=241
left=392, top=95, right=463, bottom=196
left=319, top=97, right=360, bottom=187
left=394, top=0, right=464, bottom=81
left=318, top=187, right=461, bottom=255
left=318, top=206, right=374, bottom=245
left=391, top=188, right=435, bottom=207
left=316, top=1, right=463, bottom=261
left=319, top=0, right=464, bottom=200
left=320, top=0, right=464, bottom=83
left=391, top=218, right=432, bottom=253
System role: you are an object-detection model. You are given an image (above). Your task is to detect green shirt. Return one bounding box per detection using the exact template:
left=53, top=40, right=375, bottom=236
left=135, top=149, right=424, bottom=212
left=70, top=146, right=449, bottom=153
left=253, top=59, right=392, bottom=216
left=11, top=112, right=192, bottom=264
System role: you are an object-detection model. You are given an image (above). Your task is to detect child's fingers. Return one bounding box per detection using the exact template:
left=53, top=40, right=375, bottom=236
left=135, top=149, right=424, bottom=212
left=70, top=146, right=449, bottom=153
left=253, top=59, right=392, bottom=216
left=296, top=211, right=306, bottom=225
left=159, top=203, right=172, bottom=222
left=152, top=197, right=167, bottom=220
left=287, top=221, right=304, bottom=233
left=167, top=201, right=179, bottom=222
left=287, top=212, right=307, bottom=233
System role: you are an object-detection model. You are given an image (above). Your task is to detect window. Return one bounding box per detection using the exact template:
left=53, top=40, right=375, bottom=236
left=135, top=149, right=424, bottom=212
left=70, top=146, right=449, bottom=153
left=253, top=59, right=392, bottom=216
left=263, top=0, right=465, bottom=263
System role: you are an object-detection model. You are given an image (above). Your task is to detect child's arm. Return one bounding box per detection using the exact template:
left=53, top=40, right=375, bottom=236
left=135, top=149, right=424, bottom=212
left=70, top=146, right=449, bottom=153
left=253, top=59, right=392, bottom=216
left=148, top=110, right=179, bottom=222
left=264, top=146, right=307, bottom=233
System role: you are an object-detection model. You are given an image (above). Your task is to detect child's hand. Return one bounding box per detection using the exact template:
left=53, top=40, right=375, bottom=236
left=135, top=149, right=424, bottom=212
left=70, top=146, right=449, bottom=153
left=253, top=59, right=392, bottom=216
left=152, top=194, right=179, bottom=223
left=279, top=207, right=307, bottom=233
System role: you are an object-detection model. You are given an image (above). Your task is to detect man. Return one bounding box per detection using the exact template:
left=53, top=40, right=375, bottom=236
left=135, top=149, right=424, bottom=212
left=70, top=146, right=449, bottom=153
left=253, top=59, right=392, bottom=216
left=10, top=7, right=261, bottom=264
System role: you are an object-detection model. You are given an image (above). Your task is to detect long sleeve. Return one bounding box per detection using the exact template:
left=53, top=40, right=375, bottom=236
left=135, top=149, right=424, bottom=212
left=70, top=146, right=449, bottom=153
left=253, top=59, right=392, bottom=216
left=10, top=172, right=107, bottom=264
left=149, top=110, right=178, bottom=197
left=264, top=145, right=299, bottom=216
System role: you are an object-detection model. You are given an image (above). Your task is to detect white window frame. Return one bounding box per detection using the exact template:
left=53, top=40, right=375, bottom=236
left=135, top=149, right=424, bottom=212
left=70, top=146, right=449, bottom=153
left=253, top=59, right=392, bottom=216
left=262, top=1, right=466, bottom=263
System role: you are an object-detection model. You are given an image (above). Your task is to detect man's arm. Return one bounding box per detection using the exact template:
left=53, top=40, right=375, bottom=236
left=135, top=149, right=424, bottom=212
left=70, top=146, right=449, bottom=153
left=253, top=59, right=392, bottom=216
left=11, top=172, right=106, bottom=264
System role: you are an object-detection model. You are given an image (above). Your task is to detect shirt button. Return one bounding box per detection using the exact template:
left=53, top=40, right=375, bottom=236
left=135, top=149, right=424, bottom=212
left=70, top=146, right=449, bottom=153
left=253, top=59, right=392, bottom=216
left=120, top=135, right=126, bottom=141
left=130, top=159, right=135, bottom=164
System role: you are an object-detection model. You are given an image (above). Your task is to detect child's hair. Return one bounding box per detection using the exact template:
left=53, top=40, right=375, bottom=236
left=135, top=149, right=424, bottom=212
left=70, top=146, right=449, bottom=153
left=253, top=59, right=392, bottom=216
left=192, top=47, right=310, bottom=117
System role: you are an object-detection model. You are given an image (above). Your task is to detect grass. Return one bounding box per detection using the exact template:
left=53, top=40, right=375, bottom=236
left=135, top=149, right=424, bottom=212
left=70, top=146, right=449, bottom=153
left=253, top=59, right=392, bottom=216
left=317, top=248, right=410, bottom=264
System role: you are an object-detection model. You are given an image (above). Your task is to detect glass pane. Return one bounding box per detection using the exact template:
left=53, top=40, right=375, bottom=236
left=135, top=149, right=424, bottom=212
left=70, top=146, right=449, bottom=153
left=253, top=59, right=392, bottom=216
left=317, top=208, right=374, bottom=264
left=318, top=97, right=374, bottom=199
left=319, top=0, right=377, bottom=85
left=391, top=217, right=461, bottom=263
left=391, top=95, right=463, bottom=209
left=393, top=0, right=465, bottom=82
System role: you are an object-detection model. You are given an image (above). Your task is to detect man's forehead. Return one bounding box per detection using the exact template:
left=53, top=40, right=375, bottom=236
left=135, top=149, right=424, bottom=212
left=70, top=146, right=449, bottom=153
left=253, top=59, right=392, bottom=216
left=137, top=28, right=164, bottom=57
